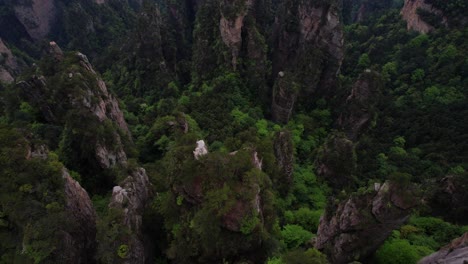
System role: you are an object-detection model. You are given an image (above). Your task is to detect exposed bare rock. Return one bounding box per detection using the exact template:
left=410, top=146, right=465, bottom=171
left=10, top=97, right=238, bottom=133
left=193, top=140, right=209, bottom=159
left=316, top=133, right=357, bottom=190
left=59, top=169, right=97, bottom=264
left=338, top=71, right=382, bottom=141
left=24, top=143, right=97, bottom=263
left=0, top=39, right=19, bottom=83
left=274, top=130, right=294, bottom=185
left=401, top=0, right=447, bottom=33
left=419, top=233, right=468, bottom=264
left=271, top=72, right=298, bottom=124
left=219, top=0, right=254, bottom=69
left=47, top=41, right=63, bottom=61
left=316, top=181, right=420, bottom=263
left=13, top=0, right=57, bottom=40
left=18, top=44, right=131, bottom=170
left=95, top=142, right=127, bottom=169
left=109, top=168, right=152, bottom=264
left=17, top=75, right=57, bottom=122
left=271, top=0, right=344, bottom=123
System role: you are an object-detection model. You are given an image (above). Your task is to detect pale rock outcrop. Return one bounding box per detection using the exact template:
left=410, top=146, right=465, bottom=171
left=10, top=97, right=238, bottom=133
left=219, top=0, right=254, bottom=69
left=316, top=182, right=420, bottom=263
left=418, top=233, right=468, bottom=264
left=401, top=0, right=447, bottom=33
left=109, top=168, right=152, bottom=263
left=193, top=140, right=209, bottom=159
left=0, top=39, right=19, bottom=83
left=13, top=0, right=57, bottom=40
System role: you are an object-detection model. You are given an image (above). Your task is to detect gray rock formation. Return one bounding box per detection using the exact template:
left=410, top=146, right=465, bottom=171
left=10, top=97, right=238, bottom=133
left=60, top=169, right=97, bottom=264
left=12, top=0, right=57, bottom=40
left=0, top=39, right=20, bottom=83
left=418, top=233, right=468, bottom=264
left=219, top=0, right=254, bottom=69
left=17, top=43, right=130, bottom=169
left=401, top=0, right=447, bottom=33
left=271, top=0, right=344, bottom=123
left=338, top=71, right=382, bottom=141
left=274, top=130, right=294, bottom=185
left=109, top=168, right=152, bottom=264
left=315, top=181, right=420, bottom=263
left=26, top=144, right=97, bottom=263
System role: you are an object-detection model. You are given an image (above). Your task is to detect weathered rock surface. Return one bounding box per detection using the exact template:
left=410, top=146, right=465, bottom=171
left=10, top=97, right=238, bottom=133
left=316, top=133, right=357, bottom=190
left=17, top=43, right=130, bottom=169
left=109, top=168, right=152, bottom=264
left=26, top=144, right=97, bottom=263
left=193, top=140, right=209, bottom=159
left=0, top=38, right=20, bottom=83
left=12, top=0, right=57, bottom=40
left=401, top=0, right=447, bottom=33
left=338, top=71, right=382, bottom=141
left=219, top=0, right=254, bottom=69
left=316, top=181, right=420, bottom=263
left=419, top=233, right=468, bottom=264
left=271, top=0, right=344, bottom=123
left=59, top=169, right=97, bottom=264
left=274, top=130, right=294, bottom=185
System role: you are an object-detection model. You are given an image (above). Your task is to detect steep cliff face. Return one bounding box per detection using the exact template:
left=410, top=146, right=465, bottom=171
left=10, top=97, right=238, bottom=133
left=109, top=168, right=152, bottom=264
left=24, top=143, right=97, bottom=264
left=59, top=169, right=97, bottom=264
left=271, top=0, right=344, bottom=123
left=0, top=39, right=19, bottom=83
left=338, top=70, right=382, bottom=141
left=418, top=233, right=468, bottom=264
left=274, top=130, right=294, bottom=186
left=163, top=141, right=275, bottom=263
left=219, top=0, right=254, bottom=69
left=17, top=43, right=130, bottom=171
left=17, top=42, right=153, bottom=263
left=316, top=182, right=420, bottom=263
left=13, top=0, right=57, bottom=40
left=192, top=0, right=269, bottom=87
left=401, top=0, right=447, bottom=33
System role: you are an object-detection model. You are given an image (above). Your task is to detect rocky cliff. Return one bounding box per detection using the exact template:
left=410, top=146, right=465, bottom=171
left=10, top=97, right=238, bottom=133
left=316, top=181, right=420, bottom=263
left=17, top=43, right=153, bottom=263
left=192, top=0, right=269, bottom=87
left=338, top=70, right=382, bottom=141
left=418, top=232, right=468, bottom=264
left=0, top=39, right=20, bottom=83
left=109, top=168, right=152, bottom=264
left=12, top=0, right=57, bottom=40
left=401, top=0, right=447, bottom=33
left=271, top=0, right=344, bottom=123
left=25, top=143, right=97, bottom=264
left=59, top=169, right=97, bottom=264
left=17, top=43, right=130, bottom=171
